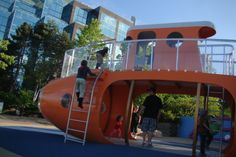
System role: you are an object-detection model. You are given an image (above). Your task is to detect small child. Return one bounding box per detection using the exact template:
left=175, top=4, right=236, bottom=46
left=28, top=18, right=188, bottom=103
left=130, top=106, right=141, bottom=139
left=76, top=60, right=96, bottom=108
left=110, top=115, right=123, bottom=138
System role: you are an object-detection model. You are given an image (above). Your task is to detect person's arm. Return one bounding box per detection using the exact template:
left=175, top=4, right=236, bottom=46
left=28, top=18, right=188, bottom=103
left=157, top=110, right=161, bottom=121
left=87, top=67, right=96, bottom=76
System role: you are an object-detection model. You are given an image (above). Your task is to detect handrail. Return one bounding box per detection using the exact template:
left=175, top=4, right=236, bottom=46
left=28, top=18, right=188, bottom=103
left=83, top=69, right=104, bottom=145
left=64, top=76, right=77, bottom=143
left=62, top=38, right=236, bottom=77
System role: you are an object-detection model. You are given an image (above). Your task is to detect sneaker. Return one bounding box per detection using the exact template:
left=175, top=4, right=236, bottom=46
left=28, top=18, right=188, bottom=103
left=147, top=143, right=153, bottom=148
left=142, top=142, right=146, bottom=146
left=78, top=104, right=83, bottom=109
left=200, top=153, right=207, bottom=157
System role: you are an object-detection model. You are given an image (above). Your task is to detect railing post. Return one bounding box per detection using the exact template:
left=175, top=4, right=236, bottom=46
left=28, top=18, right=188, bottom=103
left=110, top=41, right=116, bottom=71
left=223, top=46, right=226, bottom=74
left=150, top=41, right=155, bottom=70
left=66, top=55, right=72, bottom=77
left=125, top=41, right=130, bottom=70
left=71, top=49, right=75, bottom=74
left=204, top=40, right=207, bottom=72
left=176, top=40, right=180, bottom=71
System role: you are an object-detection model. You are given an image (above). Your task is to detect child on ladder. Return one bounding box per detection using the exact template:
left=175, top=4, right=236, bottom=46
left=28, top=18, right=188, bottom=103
left=76, top=60, right=96, bottom=109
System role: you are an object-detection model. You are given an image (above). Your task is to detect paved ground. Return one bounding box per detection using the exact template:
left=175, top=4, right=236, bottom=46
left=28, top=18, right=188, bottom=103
left=0, top=115, right=221, bottom=157
left=0, top=115, right=55, bottom=129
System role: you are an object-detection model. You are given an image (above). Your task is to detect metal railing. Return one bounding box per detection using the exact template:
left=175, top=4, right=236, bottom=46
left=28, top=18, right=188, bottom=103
left=61, top=38, right=236, bottom=78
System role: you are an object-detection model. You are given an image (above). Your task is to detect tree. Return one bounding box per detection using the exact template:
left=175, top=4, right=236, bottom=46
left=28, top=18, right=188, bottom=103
left=22, top=21, right=73, bottom=91
left=9, top=22, right=32, bottom=91
left=76, top=19, right=104, bottom=62
left=22, top=22, right=52, bottom=90
left=0, top=40, right=14, bottom=70
left=76, top=19, right=104, bottom=47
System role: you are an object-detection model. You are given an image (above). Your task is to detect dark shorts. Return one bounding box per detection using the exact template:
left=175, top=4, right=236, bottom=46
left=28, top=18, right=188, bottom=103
left=141, top=117, right=157, bottom=133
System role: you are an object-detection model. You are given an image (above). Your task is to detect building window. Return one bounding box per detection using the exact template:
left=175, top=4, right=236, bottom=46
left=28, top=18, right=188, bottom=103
left=166, top=32, right=183, bottom=48
left=73, top=7, right=88, bottom=25
left=100, top=13, right=117, bottom=39
left=117, top=22, right=129, bottom=41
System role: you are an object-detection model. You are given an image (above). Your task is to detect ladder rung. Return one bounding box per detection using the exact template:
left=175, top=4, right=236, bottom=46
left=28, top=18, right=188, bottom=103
left=66, top=137, right=84, bottom=144
left=72, top=109, right=88, bottom=113
left=68, top=128, right=85, bottom=133
left=70, top=119, right=86, bottom=123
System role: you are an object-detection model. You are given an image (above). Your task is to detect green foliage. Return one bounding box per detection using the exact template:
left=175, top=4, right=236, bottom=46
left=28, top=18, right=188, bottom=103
left=0, top=90, right=39, bottom=116
left=159, top=94, right=195, bottom=122
left=76, top=19, right=104, bottom=47
left=0, top=21, right=73, bottom=115
left=0, top=40, right=14, bottom=70
left=17, top=21, right=73, bottom=90
left=134, top=93, right=223, bottom=122
left=8, top=22, right=32, bottom=91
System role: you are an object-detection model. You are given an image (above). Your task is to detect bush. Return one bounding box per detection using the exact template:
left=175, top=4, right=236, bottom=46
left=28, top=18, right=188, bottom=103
left=0, top=90, right=40, bottom=116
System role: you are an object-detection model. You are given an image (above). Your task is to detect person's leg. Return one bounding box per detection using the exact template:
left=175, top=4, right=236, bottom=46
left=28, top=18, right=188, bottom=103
left=147, top=132, right=154, bottom=146
left=118, top=129, right=121, bottom=138
left=110, top=129, right=117, bottom=137
left=206, top=132, right=213, bottom=148
left=147, top=118, right=157, bottom=146
left=141, top=118, right=148, bottom=145
left=142, top=132, right=147, bottom=145
left=78, top=78, right=86, bottom=108
left=134, top=123, right=138, bottom=139
left=96, top=63, right=101, bottom=69
left=76, top=79, right=80, bottom=101
left=200, top=134, right=206, bottom=155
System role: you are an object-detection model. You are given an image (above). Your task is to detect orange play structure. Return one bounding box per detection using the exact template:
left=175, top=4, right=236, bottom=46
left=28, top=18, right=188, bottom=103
left=39, top=21, right=236, bottom=156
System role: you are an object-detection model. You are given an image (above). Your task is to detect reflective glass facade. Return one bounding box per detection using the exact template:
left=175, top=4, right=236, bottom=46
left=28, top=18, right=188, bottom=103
left=42, top=0, right=66, bottom=18
left=73, top=7, right=88, bottom=25
left=100, top=13, right=117, bottom=39
left=117, top=22, right=129, bottom=41
left=0, top=9, right=10, bottom=39
left=0, top=0, right=133, bottom=40
left=9, top=10, right=38, bottom=37
left=42, top=15, right=67, bottom=32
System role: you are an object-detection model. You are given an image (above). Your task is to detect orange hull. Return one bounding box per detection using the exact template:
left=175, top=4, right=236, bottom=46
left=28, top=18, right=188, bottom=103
left=40, top=70, right=236, bottom=156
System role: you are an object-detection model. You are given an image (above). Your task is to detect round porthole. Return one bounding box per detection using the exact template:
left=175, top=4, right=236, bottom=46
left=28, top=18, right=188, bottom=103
left=61, top=93, right=71, bottom=108
left=166, top=32, right=183, bottom=48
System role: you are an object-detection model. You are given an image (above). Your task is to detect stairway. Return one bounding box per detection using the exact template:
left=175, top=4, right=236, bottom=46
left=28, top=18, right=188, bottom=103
left=205, top=85, right=226, bottom=157
left=64, top=70, right=104, bottom=145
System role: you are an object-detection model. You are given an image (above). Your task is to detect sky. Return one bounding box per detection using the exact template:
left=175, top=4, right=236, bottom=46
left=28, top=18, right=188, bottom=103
left=79, top=0, right=236, bottom=40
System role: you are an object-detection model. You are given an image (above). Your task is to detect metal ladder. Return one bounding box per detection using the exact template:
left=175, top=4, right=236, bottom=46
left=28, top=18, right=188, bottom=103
left=64, top=70, right=104, bottom=145
left=206, top=84, right=225, bottom=157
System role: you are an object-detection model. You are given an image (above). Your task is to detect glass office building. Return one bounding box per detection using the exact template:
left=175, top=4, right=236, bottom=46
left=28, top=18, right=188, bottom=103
left=0, top=0, right=134, bottom=40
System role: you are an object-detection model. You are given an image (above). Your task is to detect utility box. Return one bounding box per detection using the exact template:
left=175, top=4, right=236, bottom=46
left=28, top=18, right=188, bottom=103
left=0, top=101, right=4, bottom=113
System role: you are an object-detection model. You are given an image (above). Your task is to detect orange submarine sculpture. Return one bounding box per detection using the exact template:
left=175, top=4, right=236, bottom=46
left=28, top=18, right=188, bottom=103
left=39, top=21, right=236, bottom=157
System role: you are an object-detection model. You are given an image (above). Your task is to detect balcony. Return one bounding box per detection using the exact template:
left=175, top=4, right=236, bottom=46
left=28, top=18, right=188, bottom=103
left=61, top=38, right=236, bottom=78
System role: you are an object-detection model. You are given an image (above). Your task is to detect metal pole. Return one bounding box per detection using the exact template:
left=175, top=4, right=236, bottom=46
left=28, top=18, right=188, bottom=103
left=223, top=46, right=226, bottom=74
left=150, top=41, right=154, bottom=70
left=124, top=80, right=135, bottom=145
left=71, top=49, right=75, bottom=74
left=204, top=40, right=207, bottom=72
left=192, top=83, right=201, bottom=157
left=110, top=41, right=117, bottom=71
left=176, top=40, right=180, bottom=71
left=125, top=42, right=130, bottom=70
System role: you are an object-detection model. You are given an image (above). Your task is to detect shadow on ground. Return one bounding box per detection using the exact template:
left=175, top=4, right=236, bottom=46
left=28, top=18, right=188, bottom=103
left=0, top=127, right=189, bottom=157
